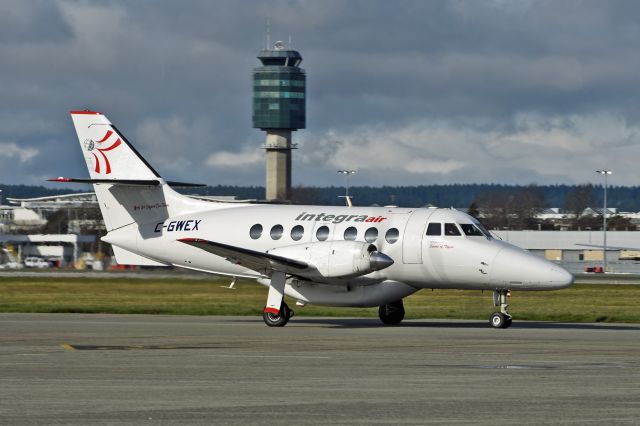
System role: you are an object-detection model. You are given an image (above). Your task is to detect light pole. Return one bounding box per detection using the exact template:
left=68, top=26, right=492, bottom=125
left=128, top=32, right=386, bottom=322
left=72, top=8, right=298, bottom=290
left=596, top=170, right=612, bottom=273
left=337, top=170, right=356, bottom=207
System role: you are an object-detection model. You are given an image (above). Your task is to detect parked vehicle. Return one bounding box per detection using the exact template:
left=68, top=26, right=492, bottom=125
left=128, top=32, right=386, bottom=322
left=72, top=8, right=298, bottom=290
left=23, top=257, right=50, bottom=268
left=1, top=248, right=22, bottom=269
left=0, top=261, right=22, bottom=269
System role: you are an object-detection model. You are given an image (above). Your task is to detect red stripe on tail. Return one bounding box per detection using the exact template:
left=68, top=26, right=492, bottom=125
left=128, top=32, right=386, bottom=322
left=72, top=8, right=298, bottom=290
left=96, top=130, right=113, bottom=143
left=98, top=138, right=121, bottom=151
left=97, top=150, right=111, bottom=174
left=92, top=153, right=100, bottom=173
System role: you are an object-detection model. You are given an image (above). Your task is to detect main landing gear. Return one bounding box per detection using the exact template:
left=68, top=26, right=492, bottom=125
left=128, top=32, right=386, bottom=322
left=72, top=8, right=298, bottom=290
left=378, top=299, right=405, bottom=325
left=490, top=289, right=512, bottom=329
left=262, top=301, right=294, bottom=327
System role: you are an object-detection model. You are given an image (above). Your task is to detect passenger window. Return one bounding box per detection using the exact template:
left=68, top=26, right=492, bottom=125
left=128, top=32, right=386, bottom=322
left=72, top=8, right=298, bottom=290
left=460, top=223, right=484, bottom=237
left=270, top=225, right=283, bottom=240
left=316, top=226, right=330, bottom=241
left=344, top=227, right=357, bottom=241
left=385, top=228, right=399, bottom=244
left=291, top=225, right=304, bottom=241
left=426, top=223, right=441, bottom=236
left=364, top=227, right=378, bottom=243
left=249, top=224, right=263, bottom=239
left=444, top=223, right=461, bottom=236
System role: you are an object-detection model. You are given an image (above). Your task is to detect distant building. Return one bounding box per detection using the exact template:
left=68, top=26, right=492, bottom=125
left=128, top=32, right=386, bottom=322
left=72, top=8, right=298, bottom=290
left=493, top=230, right=640, bottom=274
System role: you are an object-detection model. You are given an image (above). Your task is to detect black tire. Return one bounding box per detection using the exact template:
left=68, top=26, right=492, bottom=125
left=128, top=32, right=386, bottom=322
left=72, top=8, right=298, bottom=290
left=263, top=302, right=291, bottom=327
left=490, top=312, right=512, bottom=329
left=378, top=300, right=405, bottom=325
left=504, top=316, right=513, bottom=328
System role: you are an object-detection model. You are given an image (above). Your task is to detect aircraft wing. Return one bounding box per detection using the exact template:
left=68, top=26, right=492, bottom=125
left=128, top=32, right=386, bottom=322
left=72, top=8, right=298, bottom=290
left=178, top=238, right=309, bottom=276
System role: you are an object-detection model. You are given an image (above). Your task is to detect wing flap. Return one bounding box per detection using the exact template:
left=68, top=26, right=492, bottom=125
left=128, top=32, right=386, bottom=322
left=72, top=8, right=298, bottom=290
left=178, top=238, right=309, bottom=275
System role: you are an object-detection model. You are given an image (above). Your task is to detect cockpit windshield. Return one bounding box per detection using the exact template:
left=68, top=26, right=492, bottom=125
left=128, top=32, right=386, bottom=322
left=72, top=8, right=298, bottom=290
left=460, top=223, right=484, bottom=237
left=470, top=219, right=492, bottom=239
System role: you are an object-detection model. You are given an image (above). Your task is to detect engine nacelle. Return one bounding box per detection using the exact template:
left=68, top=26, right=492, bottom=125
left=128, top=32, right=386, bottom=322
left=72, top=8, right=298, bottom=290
left=268, top=240, right=394, bottom=280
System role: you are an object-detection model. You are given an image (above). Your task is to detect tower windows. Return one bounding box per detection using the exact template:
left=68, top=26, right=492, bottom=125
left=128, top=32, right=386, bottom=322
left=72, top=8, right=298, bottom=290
left=254, top=91, right=305, bottom=99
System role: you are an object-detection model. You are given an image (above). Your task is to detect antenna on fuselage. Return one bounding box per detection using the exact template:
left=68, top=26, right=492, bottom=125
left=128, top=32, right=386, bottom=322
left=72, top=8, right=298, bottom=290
left=338, top=195, right=353, bottom=207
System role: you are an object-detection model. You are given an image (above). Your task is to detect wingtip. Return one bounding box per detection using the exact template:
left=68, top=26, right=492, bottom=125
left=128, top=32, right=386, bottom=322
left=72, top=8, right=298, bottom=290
left=47, top=177, right=72, bottom=182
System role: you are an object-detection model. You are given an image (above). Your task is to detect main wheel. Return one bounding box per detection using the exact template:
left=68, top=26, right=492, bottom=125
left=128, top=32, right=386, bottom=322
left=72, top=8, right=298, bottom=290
left=505, top=316, right=513, bottom=328
left=490, top=312, right=512, bottom=329
left=263, top=302, right=292, bottom=327
left=378, top=300, right=405, bottom=325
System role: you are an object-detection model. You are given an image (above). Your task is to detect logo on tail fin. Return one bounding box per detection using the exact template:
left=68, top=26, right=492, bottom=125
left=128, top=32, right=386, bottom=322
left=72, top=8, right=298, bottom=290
left=83, top=129, right=122, bottom=174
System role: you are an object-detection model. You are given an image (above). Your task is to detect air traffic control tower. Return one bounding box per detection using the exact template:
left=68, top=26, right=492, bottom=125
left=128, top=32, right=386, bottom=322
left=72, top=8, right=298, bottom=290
left=253, top=41, right=305, bottom=202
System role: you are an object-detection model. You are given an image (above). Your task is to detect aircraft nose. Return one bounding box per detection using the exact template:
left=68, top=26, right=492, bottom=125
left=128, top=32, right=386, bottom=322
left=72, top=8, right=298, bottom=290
left=550, top=265, right=574, bottom=289
left=370, top=252, right=394, bottom=271
left=491, top=247, right=574, bottom=290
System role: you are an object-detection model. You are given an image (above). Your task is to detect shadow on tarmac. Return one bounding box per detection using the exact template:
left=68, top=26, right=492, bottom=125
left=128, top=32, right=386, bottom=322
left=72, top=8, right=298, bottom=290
left=286, top=317, right=640, bottom=331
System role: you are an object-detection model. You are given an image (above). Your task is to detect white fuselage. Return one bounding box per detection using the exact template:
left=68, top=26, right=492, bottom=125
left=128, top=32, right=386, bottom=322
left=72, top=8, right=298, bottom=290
left=103, top=203, right=573, bottom=307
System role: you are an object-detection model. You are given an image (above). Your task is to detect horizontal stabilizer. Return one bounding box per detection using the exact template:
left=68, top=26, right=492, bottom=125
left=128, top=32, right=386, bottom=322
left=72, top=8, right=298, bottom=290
left=165, top=181, right=207, bottom=188
left=111, top=246, right=170, bottom=267
left=48, top=177, right=205, bottom=187
left=178, top=238, right=308, bottom=275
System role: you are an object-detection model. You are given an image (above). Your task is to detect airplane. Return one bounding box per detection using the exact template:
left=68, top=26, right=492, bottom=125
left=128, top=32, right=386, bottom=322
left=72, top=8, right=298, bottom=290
left=51, top=110, right=574, bottom=329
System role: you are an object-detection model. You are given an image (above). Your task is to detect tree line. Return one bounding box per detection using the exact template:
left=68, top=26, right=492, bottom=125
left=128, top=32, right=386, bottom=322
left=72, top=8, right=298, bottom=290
left=3, top=183, right=638, bottom=231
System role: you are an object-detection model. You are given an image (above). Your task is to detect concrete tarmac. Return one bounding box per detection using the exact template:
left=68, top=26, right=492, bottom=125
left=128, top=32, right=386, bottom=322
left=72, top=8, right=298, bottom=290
left=1, top=314, right=639, bottom=425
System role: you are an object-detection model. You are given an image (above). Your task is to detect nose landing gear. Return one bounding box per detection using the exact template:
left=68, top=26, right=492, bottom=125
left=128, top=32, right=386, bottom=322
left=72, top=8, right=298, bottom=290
left=490, top=290, right=512, bottom=329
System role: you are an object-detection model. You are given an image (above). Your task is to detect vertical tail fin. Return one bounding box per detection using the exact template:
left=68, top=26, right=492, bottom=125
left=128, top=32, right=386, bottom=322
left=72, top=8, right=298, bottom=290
left=61, top=110, right=222, bottom=266
left=70, top=110, right=160, bottom=180
left=67, top=110, right=211, bottom=232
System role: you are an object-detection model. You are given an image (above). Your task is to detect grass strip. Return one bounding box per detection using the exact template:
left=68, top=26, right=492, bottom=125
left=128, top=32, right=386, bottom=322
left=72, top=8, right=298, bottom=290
left=1, top=276, right=639, bottom=323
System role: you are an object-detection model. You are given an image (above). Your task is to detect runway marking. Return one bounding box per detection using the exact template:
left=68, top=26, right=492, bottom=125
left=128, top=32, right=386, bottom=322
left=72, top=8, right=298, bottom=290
left=474, top=364, right=557, bottom=370
left=58, top=344, right=331, bottom=359
left=62, top=344, right=235, bottom=351
left=59, top=344, right=330, bottom=359
left=209, top=354, right=331, bottom=359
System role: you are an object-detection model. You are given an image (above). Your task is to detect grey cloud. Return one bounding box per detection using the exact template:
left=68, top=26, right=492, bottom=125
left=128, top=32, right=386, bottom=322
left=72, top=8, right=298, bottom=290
left=0, top=0, right=72, bottom=43
left=2, top=0, right=640, bottom=188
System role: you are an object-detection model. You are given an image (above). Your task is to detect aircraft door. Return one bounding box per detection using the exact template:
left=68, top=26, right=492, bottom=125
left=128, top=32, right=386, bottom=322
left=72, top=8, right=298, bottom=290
left=402, top=209, right=435, bottom=264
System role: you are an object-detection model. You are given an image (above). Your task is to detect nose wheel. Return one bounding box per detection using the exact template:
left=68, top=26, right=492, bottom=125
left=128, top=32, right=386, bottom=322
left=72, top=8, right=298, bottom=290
left=490, top=290, right=512, bottom=329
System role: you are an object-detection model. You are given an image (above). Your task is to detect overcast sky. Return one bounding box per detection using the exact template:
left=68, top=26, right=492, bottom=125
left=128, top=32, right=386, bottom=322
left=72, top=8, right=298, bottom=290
left=2, top=0, right=640, bottom=189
